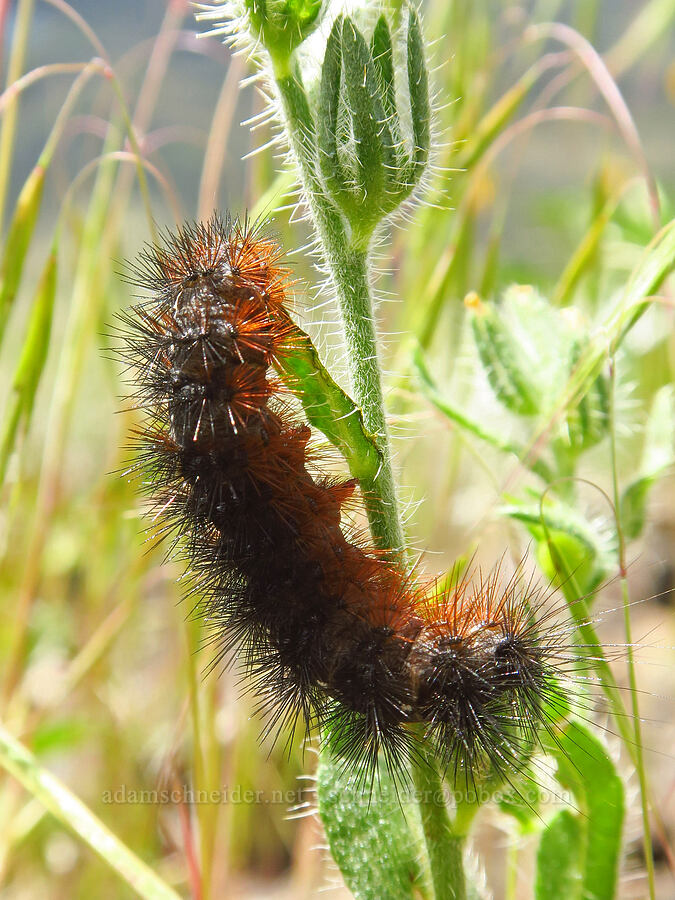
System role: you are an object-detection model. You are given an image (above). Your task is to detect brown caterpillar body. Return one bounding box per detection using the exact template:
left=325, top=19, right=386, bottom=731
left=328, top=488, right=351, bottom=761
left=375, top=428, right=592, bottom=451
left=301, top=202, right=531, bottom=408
left=117, top=215, right=569, bottom=782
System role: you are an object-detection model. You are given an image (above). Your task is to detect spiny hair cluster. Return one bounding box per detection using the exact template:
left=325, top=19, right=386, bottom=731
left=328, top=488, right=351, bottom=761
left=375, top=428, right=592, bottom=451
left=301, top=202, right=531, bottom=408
left=117, top=214, right=572, bottom=784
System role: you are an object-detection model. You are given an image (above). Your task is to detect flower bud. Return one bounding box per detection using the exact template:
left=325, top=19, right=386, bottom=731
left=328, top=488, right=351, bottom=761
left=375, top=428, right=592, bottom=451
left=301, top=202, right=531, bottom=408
left=318, top=7, right=431, bottom=247
left=244, top=0, right=324, bottom=63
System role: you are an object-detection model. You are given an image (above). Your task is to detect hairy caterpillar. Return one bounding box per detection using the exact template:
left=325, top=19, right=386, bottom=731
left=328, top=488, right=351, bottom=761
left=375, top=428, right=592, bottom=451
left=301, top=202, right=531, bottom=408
left=117, top=214, right=573, bottom=786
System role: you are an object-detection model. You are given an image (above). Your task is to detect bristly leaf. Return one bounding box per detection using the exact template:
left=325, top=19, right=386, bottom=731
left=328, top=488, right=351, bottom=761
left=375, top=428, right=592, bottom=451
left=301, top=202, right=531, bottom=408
left=414, top=342, right=557, bottom=483
left=317, top=749, right=430, bottom=900
left=564, top=338, right=609, bottom=454
left=317, top=16, right=352, bottom=211
left=273, top=317, right=383, bottom=484
left=370, top=16, right=402, bottom=158
left=501, top=492, right=617, bottom=596
left=466, top=286, right=611, bottom=455
left=316, top=8, right=431, bottom=246
left=406, top=5, right=431, bottom=177
left=340, top=17, right=396, bottom=225
left=468, top=293, right=541, bottom=417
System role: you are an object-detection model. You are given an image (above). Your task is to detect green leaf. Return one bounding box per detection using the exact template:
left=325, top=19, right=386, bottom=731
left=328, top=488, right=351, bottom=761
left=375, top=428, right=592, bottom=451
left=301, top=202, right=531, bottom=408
left=620, top=384, right=675, bottom=540
left=274, top=318, right=383, bottom=484
left=32, top=716, right=89, bottom=756
left=535, top=809, right=583, bottom=900
left=619, top=479, right=651, bottom=543
left=318, top=16, right=353, bottom=214
left=491, top=287, right=609, bottom=454
left=0, top=241, right=58, bottom=485
left=501, top=494, right=617, bottom=596
left=317, top=750, right=429, bottom=900
left=530, top=218, right=675, bottom=464
left=341, top=17, right=395, bottom=224
left=414, top=343, right=555, bottom=483
left=468, top=294, right=541, bottom=417
left=406, top=5, right=431, bottom=176
left=497, top=770, right=544, bottom=831
left=370, top=16, right=398, bottom=137
left=315, top=9, right=430, bottom=241
left=611, top=215, right=675, bottom=348
left=11, top=242, right=57, bottom=417
left=543, top=720, right=625, bottom=900
left=563, top=339, right=609, bottom=453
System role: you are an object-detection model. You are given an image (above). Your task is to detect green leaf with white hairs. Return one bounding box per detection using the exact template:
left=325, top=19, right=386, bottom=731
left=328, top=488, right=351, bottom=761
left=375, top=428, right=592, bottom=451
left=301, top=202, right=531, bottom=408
left=406, top=5, right=431, bottom=177
left=501, top=492, right=617, bottom=596
left=317, top=9, right=430, bottom=242
left=370, top=16, right=400, bottom=146
left=341, top=17, right=396, bottom=225
left=467, top=286, right=611, bottom=454
left=317, top=750, right=430, bottom=900
left=318, top=16, right=352, bottom=213
left=414, top=342, right=557, bottom=483
left=469, top=294, right=542, bottom=417
left=274, top=317, right=383, bottom=484
left=563, top=338, right=610, bottom=454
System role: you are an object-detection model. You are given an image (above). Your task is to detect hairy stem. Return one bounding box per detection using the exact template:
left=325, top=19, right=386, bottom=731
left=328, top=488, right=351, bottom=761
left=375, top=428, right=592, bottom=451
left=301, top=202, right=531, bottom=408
left=411, top=733, right=468, bottom=900
left=268, top=49, right=466, bottom=895
left=272, top=59, right=405, bottom=555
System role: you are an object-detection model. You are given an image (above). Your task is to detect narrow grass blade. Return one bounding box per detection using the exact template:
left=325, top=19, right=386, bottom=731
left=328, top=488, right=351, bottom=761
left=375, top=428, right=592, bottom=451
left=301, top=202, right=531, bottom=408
left=0, top=239, right=57, bottom=484
left=0, top=721, right=181, bottom=900
left=0, top=164, right=45, bottom=341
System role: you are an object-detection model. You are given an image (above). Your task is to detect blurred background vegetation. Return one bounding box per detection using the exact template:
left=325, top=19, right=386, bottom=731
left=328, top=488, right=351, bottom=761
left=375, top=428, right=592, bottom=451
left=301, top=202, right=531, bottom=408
left=0, top=0, right=673, bottom=897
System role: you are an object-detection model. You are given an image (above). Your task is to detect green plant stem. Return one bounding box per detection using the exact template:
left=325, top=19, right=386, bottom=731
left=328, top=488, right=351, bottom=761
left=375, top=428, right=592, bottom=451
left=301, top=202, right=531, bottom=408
left=269, top=48, right=468, bottom=895
left=410, top=735, right=468, bottom=900
left=608, top=356, right=655, bottom=900
left=271, top=58, right=404, bottom=555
